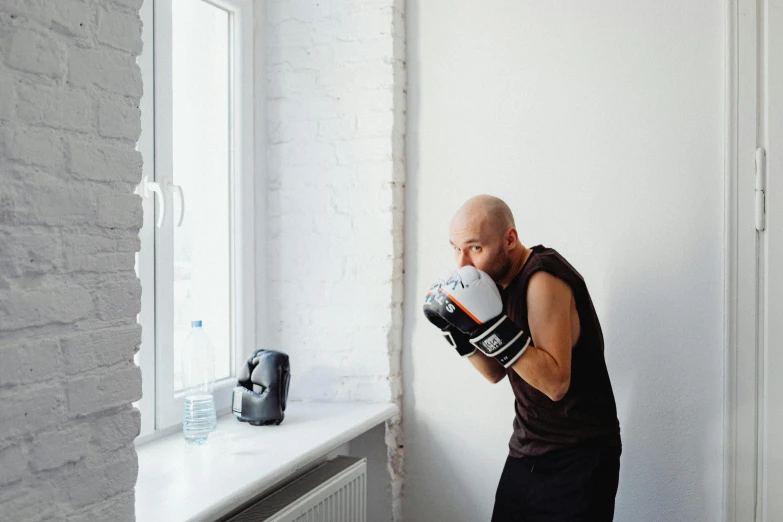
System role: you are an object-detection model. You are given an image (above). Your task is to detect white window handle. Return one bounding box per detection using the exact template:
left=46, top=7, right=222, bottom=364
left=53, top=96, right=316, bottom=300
left=141, top=175, right=165, bottom=228
left=172, top=183, right=185, bottom=227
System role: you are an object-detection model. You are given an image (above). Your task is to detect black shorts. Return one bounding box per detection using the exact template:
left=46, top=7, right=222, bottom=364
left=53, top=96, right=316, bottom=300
left=491, top=445, right=621, bottom=522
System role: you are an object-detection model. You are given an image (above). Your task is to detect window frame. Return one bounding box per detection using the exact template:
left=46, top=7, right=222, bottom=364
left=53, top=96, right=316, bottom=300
left=135, top=0, right=256, bottom=441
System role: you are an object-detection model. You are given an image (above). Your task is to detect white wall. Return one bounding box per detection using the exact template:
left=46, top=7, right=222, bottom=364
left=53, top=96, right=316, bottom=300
left=404, top=1, right=724, bottom=521
left=263, top=1, right=405, bottom=519
left=0, top=0, right=143, bottom=520
left=264, top=0, right=404, bottom=405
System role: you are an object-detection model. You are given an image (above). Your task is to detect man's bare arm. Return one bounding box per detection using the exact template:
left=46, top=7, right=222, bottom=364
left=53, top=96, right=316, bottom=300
left=508, top=271, right=574, bottom=401
left=467, top=350, right=506, bottom=383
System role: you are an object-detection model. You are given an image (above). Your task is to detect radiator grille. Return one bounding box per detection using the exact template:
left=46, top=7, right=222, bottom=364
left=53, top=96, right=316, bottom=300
left=226, top=456, right=367, bottom=522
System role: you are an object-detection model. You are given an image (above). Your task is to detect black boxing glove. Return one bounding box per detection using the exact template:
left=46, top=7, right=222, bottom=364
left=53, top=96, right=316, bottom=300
left=424, top=266, right=531, bottom=368
left=423, top=280, right=476, bottom=357
left=233, top=349, right=291, bottom=426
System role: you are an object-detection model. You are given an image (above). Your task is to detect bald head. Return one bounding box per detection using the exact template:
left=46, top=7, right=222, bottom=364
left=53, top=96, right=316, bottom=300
left=448, top=195, right=523, bottom=283
left=450, top=194, right=515, bottom=240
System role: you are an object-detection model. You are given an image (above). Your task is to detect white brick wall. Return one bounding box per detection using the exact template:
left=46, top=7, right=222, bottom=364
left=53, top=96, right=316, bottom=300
left=266, top=0, right=402, bottom=407
left=265, top=0, right=405, bottom=519
left=0, top=1, right=143, bottom=520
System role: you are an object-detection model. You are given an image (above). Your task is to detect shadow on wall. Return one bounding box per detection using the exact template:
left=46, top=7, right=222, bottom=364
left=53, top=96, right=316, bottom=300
left=604, top=248, right=721, bottom=522
left=348, top=423, right=395, bottom=522
left=291, top=364, right=340, bottom=401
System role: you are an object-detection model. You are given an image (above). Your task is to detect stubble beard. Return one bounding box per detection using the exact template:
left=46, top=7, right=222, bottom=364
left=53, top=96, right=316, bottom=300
left=486, top=251, right=513, bottom=283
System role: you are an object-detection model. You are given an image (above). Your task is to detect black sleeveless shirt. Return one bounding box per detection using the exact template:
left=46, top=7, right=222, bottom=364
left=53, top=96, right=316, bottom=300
left=502, top=245, right=621, bottom=457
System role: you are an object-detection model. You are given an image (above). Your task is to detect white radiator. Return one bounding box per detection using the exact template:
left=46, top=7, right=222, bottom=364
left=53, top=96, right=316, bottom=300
left=226, top=456, right=367, bottom=522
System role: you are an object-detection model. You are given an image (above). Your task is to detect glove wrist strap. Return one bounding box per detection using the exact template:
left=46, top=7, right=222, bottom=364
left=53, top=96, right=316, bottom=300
left=470, top=315, right=531, bottom=367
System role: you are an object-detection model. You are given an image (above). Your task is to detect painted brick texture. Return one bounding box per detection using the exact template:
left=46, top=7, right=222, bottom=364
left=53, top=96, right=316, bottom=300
left=0, top=1, right=143, bottom=519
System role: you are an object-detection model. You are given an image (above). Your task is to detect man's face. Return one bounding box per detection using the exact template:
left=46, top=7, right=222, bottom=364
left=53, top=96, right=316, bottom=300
left=449, top=218, right=513, bottom=282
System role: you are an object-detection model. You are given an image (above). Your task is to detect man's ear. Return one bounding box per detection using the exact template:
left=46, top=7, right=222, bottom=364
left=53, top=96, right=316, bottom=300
left=505, top=228, right=519, bottom=250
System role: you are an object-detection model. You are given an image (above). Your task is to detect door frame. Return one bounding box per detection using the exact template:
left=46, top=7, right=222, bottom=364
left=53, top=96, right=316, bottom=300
left=723, top=0, right=765, bottom=520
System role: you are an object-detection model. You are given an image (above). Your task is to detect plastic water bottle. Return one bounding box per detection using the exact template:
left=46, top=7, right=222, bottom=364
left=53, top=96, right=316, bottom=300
left=182, top=320, right=216, bottom=444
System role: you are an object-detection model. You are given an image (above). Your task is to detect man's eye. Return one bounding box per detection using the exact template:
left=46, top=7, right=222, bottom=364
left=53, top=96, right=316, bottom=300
left=471, top=246, right=481, bottom=252
left=454, top=247, right=461, bottom=252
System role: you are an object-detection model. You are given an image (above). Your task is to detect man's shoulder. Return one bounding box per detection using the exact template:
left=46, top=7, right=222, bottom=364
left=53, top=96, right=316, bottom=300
left=527, top=270, right=574, bottom=305
left=532, top=246, right=585, bottom=283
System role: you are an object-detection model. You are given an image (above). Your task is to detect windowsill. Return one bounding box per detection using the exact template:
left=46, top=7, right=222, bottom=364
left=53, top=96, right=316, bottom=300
left=134, top=400, right=398, bottom=522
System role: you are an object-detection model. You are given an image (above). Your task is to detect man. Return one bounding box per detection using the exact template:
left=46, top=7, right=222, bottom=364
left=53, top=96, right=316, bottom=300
left=423, top=195, right=621, bottom=521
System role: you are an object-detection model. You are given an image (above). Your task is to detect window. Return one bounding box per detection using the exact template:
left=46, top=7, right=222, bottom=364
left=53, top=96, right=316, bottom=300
left=135, top=0, right=255, bottom=440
